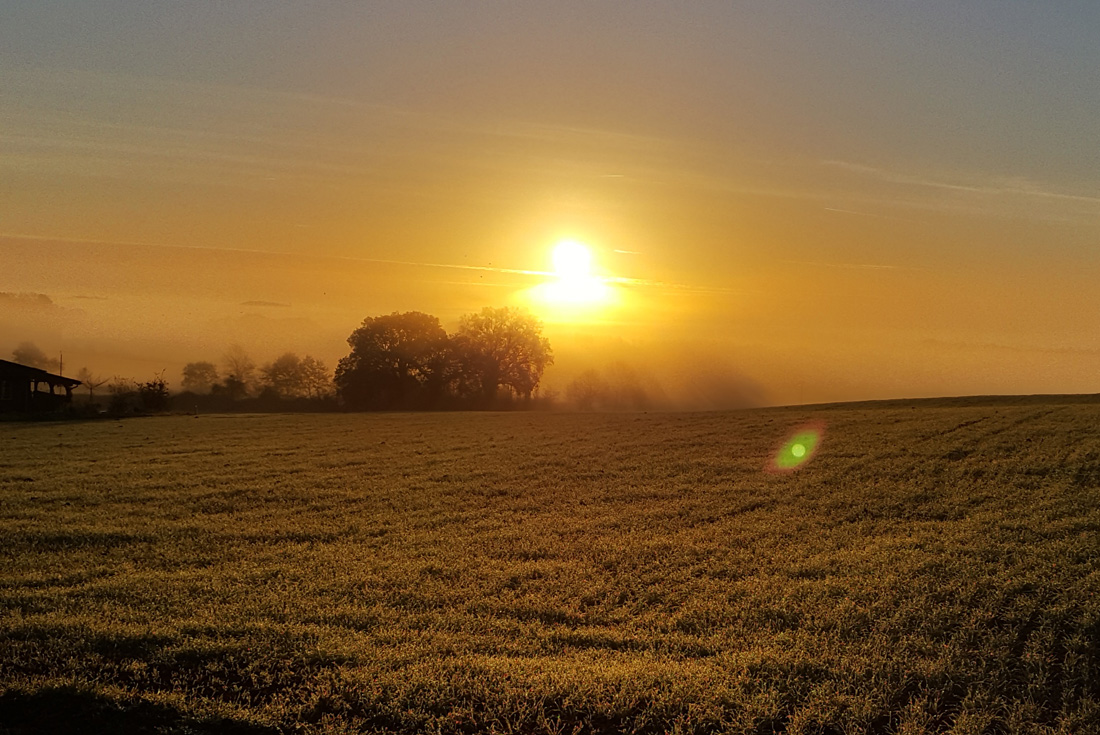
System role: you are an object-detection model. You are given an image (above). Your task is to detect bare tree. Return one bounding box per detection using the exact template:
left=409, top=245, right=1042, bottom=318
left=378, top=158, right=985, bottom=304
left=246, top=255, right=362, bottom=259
left=75, top=367, right=109, bottom=403
left=299, top=355, right=332, bottom=399
left=564, top=363, right=652, bottom=411
left=566, top=369, right=608, bottom=411
left=221, top=345, right=256, bottom=398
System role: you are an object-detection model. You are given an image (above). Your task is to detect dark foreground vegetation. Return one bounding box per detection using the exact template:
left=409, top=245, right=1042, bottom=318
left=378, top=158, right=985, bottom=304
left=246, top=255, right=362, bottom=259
left=174, top=307, right=555, bottom=414
left=12, top=306, right=557, bottom=419
left=2, top=400, right=1100, bottom=733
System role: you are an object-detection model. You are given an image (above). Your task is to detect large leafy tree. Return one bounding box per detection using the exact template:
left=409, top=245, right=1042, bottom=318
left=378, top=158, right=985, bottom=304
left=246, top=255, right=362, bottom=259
left=261, top=353, right=332, bottom=399
left=181, top=362, right=219, bottom=393
left=336, top=312, right=450, bottom=409
left=261, top=353, right=306, bottom=398
left=453, top=307, right=553, bottom=403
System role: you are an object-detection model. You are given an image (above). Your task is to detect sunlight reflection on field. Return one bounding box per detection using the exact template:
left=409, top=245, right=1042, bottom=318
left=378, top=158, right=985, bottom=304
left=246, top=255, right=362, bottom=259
left=3, top=402, right=1100, bottom=732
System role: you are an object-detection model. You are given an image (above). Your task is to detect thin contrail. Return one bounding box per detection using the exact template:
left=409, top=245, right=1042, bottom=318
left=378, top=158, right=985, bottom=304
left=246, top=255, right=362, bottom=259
left=782, top=258, right=901, bottom=271
left=0, top=232, right=742, bottom=294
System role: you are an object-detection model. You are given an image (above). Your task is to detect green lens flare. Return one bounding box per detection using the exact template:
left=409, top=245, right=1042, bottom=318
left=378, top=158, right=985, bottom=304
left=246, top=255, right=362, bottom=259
left=774, top=429, right=821, bottom=470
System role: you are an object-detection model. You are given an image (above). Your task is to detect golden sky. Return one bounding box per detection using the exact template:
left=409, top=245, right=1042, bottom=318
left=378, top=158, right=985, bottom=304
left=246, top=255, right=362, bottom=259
left=2, top=3, right=1099, bottom=405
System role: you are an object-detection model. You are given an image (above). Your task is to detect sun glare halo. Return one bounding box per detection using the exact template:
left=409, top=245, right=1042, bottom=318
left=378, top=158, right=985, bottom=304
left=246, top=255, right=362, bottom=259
left=523, top=238, right=618, bottom=321
left=546, top=239, right=606, bottom=304
left=552, top=239, right=592, bottom=280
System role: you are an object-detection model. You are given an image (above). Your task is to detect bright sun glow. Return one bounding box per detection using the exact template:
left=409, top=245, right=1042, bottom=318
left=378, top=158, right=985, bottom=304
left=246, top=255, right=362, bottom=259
left=552, top=239, right=592, bottom=280
left=523, top=239, right=618, bottom=321
left=542, top=239, right=609, bottom=305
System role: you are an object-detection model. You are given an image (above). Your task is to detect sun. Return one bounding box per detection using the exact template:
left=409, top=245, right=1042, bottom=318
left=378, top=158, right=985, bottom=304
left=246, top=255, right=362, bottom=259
left=542, top=239, right=608, bottom=305
left=552, top=239, right=592, bottom=281
left=523, top=238, right=618, bottom=321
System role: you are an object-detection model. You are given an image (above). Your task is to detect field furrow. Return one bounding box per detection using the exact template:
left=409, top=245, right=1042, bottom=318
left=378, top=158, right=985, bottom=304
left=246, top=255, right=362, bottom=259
left=2, top=402, right=1100, bottom=733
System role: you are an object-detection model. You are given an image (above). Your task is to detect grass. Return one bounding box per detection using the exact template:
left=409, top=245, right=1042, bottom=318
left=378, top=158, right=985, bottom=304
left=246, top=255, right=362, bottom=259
left=2, top=401, right=1100, bottom=733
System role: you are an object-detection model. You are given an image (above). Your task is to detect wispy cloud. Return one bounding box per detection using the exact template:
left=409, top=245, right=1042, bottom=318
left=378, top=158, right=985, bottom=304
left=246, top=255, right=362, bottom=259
left=821, top=206, right=911, bottom=221
left=0, top=232, right=741, bottom=296
left=335, top=255, right=741, bottom=294
left=921, top=338, right=1100, bottom=358
left=782, top=259, right=904, bottom=271
left=822, top=159, right=1100, bottom=207
left=0, top=67, right=695, bottom=198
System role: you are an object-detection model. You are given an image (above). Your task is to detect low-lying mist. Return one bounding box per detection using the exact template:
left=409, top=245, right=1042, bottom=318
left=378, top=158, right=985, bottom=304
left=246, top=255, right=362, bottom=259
left=544, top=342, right=767, bottom=412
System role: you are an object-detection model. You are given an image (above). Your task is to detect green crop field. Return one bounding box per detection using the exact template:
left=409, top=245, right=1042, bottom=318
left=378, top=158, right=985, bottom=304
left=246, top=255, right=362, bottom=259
left=3, top=401, right=1100, bottom=734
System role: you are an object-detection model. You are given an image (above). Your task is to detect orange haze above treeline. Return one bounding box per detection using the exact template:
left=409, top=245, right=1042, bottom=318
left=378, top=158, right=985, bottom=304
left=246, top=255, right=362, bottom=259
left=4, top=233, right=1100, bottom=409
left=3, top=4, right=1100, bottom=403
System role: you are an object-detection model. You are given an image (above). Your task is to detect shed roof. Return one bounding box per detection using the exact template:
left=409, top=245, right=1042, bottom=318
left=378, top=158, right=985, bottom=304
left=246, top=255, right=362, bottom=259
left=0, top=359, right=82, bottom=387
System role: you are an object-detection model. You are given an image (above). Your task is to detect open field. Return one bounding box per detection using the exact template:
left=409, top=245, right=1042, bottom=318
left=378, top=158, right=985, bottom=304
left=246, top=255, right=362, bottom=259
left=3, top=401, right=1100, bottom=734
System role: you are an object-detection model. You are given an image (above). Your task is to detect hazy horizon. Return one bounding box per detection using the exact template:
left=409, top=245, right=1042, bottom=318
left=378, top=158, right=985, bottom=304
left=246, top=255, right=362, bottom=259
left=3, top=2, right=1099, bottom=407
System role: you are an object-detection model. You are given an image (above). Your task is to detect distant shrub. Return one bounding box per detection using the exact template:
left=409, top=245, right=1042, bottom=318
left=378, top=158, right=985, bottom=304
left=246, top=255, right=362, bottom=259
left=565, top=363, right=653, bottom=411
left=138, top=374, right=171, bottom=413
left=107, top=378, right=139, bottom=417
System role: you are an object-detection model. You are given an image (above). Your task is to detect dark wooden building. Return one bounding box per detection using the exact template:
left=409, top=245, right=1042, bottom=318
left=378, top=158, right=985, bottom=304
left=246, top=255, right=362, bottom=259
left=0, top=359, right=82, bottom=413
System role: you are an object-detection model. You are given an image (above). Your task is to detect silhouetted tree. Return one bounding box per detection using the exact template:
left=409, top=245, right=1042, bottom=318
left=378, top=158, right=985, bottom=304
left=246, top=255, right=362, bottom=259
left=12, top=342, right=58, bottom=371
left=181, top=362, right=219, bottom=393
left=262, top=353, right=305, bottom=398
left=564, top=363, right=652, bottom=411
left=213, top=375, right=249, bottom=402
left=604, top=362, right=652, bottom=410
left=299, top=355, right=333, bottom=399
left=443, top=337, right=490, bottom=403
left=220, top=345, right=256, bottom=400
left=260, top=352, right=330, bottom=399
left=566, top=369, right=608, bottom=411
left=138, top=373, right=171, bottom=412
left=75, top=367, right=109, bottom=402
left=453, top=307, right=553, bottom=404
left=107, top=377, right=138, bottom=416
left=336, top=312, right=450, bottom=409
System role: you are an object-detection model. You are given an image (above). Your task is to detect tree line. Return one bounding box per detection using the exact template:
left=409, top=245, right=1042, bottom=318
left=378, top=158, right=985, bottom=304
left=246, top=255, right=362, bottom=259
left=336, top=307, right=552, bottom=409
left=11, top=306, right=557, bottom=414
left=8, top=307, right=684, bottom=414
left=180, top=347, right=332, bottom=403
left=173, top=306, right=552, bottom=411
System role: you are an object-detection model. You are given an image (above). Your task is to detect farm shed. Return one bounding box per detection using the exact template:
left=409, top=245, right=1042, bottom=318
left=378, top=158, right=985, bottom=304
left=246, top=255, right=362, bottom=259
left=0, top=359, right=82, bottom=413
